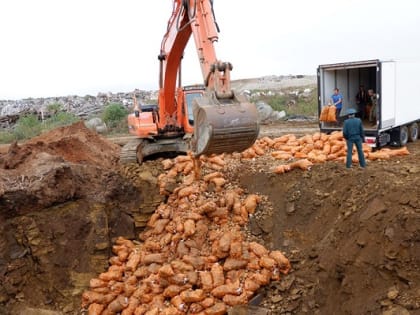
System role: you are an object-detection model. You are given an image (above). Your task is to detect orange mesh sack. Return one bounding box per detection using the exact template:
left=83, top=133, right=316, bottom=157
left=327, top=106, right=337, bottom=122
left=319, top=106, right=330, bottom=122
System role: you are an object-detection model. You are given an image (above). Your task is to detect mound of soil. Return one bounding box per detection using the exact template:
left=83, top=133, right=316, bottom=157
left=0, top=122, right=125, bottom=215
left=0, top=122, right=162, bottom=314
left=0, top=121, right=120, bottom=170
left=235, top=142, right=420, bottom=314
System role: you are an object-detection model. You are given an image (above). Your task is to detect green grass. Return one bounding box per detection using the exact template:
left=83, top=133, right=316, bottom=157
left=14, top=114, right=43, bottom=140
left=105, top=119, right=129, bottom=135
left=44, top=112, right=80, bottom=129
left=101, top=103, right=129, bottom=129
left=1, top=109, right=81, bottom=143
left=0, top=102, right=131, bottom=144
left=0, top=131, right=17, bottom=144
left=251, top=87, right=318, bottom=117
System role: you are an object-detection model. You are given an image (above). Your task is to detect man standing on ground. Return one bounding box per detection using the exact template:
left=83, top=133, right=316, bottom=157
left=331, top=88, right=343, bottom=125
left=343, top=108, right=366, bottom=169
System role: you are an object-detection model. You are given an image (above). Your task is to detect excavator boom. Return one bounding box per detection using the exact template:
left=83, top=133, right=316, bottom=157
left=122, top=0, right=259, bottom=163
left=160, top=0, right=259, bottom=156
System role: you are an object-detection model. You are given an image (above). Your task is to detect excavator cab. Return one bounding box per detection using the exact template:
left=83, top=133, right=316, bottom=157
left=181, top=85, right=206, bottom=131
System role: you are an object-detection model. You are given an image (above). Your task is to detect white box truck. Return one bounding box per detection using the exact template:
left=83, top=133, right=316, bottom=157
left=317, top=59, right=420, bottom=147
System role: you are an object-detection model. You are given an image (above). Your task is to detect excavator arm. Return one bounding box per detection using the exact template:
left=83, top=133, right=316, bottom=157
left=158, top=0, right=259, bottom=155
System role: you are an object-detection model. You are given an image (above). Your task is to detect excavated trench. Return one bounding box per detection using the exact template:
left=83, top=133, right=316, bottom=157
left=0, top=121, right=419, bottom=315
left=0, top=123, right=165, bottom=314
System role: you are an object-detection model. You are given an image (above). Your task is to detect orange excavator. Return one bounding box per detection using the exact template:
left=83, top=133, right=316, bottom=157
left=120, top=0, right=259, bottom=163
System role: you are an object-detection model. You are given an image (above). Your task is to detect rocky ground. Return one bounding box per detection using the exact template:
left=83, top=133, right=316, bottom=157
left=0, top=121, right=419, bottom=315
left=0, top=75, right=316, bottom=129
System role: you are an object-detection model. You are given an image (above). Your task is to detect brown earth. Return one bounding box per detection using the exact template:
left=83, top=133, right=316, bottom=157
left=0, top=122, right=163, bottom=315
left=0, top=120, right=419, bottom=315
left=234, top=143, right=420, bottom=315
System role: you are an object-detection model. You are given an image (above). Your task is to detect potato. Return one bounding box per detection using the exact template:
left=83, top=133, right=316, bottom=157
left=158, top=264, right=175, bottom=278
left=210, top=263, right=224, bottom=287
left=259, top=255, right=276, bottom=269
left=171, top=260, right=194, bottom=273
left=178, top=185, right=199, bottom=198
left=82, top=291, right=105, bottom=308
left=251, top=270, right=271, bottom=286
left=253, top=144, right=265, bottom=156
left=143, top=253, right=165, bottom=265
left=126, top=252, right=142, bottom=271
left=183, top=219, right=196, bottom=238
left=161, top=159, right=174, bottom=170
left=199, top=271, right=214, bottom=292
left=89, top=278, right=107, bottom=289
left=243, top=194, right=260, bottom=214
left=210, top=177, right=226, bottom=191
left=249, top=242, right=268, bottom=257
left=218, top=232, right=232, bottom=252
left=207, top=155, right=225, bottom=167
left=211, top=280, right=242, bottom=298
left=289, top=159, right=313, bottom=171
left=163, top=285, right=187, bottom=298
left=171, top=295, right=187, bottom=312
left=88, top=303, right=105, bottom=315
left=203, top=302, right=227, bottom=315
left=223, top=292, right=248, bottom=306
left=180, top=289, right=205, bottom=303
left=107, top=295, right=128, bottom=313
left=223, top=258, right=247, bottom=271
left=269, top=250, right=291, bottom=274
left=203, top=172, right=223, bottom=182
left=244, top=278, right=260, bottom=292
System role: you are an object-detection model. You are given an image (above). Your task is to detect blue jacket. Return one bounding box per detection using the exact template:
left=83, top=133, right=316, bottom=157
left=343, top=117, right=365, bottom=141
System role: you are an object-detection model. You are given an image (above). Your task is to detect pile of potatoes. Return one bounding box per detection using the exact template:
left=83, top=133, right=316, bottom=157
left=241, top=131, right=410, bottom=173
left=82, top=132, right=410, bottom=314
left=82, top=153, right=290, bottom=315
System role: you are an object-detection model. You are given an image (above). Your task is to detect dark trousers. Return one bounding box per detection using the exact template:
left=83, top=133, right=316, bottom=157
left=346, top=138, right=366, bottom=168
left=357, top=103, right=366, bottom=120
left=336, top=108, right=342, bottom=125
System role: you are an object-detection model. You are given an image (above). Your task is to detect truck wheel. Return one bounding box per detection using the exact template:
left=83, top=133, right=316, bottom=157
left=408, top=123, right=418, bottom=142
left=399, top=126, right=409, bottom=146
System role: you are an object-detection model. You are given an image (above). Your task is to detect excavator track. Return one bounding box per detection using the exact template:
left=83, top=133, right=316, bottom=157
left=120, top=138, right=144, bottom=164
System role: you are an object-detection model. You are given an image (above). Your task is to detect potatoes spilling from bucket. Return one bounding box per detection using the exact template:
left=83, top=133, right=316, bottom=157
left=82, top=131, right=410, bottom=314
left=82, top=153, right=290, bottom=315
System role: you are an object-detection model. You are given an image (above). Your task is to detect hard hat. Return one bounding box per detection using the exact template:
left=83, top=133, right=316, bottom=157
left=347, top=108, right=357, bottom=115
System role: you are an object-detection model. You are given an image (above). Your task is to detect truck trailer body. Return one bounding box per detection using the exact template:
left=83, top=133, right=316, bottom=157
left=318, top=59, right=420, bottom=147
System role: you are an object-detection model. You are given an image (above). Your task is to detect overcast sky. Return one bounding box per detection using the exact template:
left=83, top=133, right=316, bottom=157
left=1, top=0, right=419, bottom=100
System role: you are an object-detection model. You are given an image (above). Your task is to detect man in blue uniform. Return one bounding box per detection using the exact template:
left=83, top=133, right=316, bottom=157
left=343, top=108, right=366, bottom=169
left=331, top=88, right=343, bottom=125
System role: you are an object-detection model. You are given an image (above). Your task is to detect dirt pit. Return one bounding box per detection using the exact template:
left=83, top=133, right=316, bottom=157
left=0, top=122, right=163, bottom=314
left=0, top=120, right=419, bottom=315
left=234, top=143, right=420, bottom=315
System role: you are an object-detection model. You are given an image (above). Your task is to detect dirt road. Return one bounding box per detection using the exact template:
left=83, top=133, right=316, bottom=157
left=0, top=121, right=419, bottom=315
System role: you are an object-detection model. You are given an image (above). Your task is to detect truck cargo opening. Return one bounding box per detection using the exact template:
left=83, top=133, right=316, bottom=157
left=318, top=59, right=420, bottom=147
left=318, top=61, right=377, bottom=131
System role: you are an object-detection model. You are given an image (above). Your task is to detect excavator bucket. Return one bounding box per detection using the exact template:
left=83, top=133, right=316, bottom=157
left=193, top=92, right=260, bottom=156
